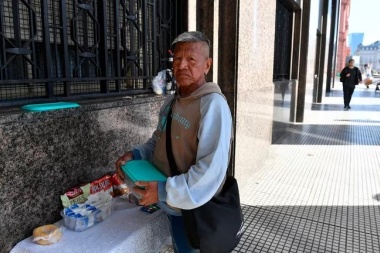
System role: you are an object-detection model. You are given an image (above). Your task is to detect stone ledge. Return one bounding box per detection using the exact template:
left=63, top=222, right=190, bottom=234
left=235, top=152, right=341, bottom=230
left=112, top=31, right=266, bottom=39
left=0, top=94, right=167, bottom=124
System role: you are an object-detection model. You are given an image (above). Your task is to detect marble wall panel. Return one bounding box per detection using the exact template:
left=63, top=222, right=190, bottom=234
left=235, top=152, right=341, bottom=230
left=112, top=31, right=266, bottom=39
left=0, top=95, right=165, bottom=252
left=235, top=0, right=277, bottom=181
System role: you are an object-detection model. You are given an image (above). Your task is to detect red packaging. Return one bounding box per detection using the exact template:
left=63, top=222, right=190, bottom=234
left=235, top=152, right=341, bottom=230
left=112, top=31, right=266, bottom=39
left=111, top=173, right=130, bottom=197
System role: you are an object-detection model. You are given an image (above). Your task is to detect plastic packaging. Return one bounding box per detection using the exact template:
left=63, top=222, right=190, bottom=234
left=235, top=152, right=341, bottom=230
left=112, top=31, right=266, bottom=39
left=32, top=224, right=63, bottom=245
left=152, top=70, right=167, bottom=95
left=61, top=202, right=113, bottom=232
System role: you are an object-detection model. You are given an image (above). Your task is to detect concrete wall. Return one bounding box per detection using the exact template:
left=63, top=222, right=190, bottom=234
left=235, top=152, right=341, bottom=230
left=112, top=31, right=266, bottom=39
left=235, top=0, right=276, bottom=181
left=0, top=95, right=165, bottom=252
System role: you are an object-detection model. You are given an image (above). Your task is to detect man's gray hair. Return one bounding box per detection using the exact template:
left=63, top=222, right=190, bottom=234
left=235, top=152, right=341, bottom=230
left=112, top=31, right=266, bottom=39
left=172, top=31, right=210, bottom=56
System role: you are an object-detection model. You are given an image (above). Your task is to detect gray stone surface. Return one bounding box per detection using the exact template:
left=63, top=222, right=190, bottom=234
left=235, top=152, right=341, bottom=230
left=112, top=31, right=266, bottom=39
left=235, top=0, right=276, bottom=177
left=0, top=94, right=166, bottom=252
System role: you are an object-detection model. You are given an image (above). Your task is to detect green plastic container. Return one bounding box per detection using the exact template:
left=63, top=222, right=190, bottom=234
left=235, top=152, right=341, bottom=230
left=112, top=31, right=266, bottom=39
left=21, top=102, right=80, bottom=112
left=121, top=160, right=167, bottom=182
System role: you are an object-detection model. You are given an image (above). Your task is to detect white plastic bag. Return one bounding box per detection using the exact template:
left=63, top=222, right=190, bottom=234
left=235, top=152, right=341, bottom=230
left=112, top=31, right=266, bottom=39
left=152, top=70, right=167, bottom=94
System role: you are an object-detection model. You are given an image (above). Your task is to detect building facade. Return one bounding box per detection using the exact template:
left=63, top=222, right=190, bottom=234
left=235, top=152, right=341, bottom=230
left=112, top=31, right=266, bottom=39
left=356, top=40, right=380, bottom=73
left=336, top=0, right=351, bottom=73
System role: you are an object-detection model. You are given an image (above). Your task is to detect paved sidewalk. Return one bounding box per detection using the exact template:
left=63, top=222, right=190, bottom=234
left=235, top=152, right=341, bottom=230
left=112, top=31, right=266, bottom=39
left=235, top=82, right=380, bottom=252
left=163, top=81, right=380, bottom=253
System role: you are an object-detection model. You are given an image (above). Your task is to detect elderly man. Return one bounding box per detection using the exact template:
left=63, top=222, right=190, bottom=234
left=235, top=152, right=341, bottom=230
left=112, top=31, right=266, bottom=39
left=116, top=31, right=234, bottom=252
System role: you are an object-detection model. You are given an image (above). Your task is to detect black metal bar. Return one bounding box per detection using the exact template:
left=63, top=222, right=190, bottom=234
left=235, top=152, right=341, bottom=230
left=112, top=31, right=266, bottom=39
left=151, top=0, right=157, bottom=76
left=11, top=0, right=25, bottom=80
left=51, top=0, right=59, bottom=77
left=82, top=3, right=89, bottom=77
left=157, top=0, right=163, bottom=72
left=114, top=0, right=121, bottom=91
left=120, top=0, right=127, bottom=79
left=296, top=0, right=311, bottom=122
left=142, top=0, right=148, bottom=89
left=97, top=0, right=108, bottom=93
left=41, top=0, right=54, bottom=98
left=60, top=0, right=71, bottom=96
left=326, top=0, right=337, bottom=93
left=332, top=0, right=341, bottom=89
left=72, top=1, right=79, bottom=78
left=291, top=9, right=301, bottom=80
left=26, top=0, right=38, bottom=79
left=317, top=0, right=329, bottom=103
left=12, top=0, right=21, bottom=45
left=130, top=0, right=136, bottom=79
left=0, top=1, right=6, bottom=79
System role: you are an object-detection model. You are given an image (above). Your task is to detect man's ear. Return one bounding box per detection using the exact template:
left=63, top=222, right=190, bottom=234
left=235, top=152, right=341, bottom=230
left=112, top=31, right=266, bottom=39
left=205, top=58, right=212, bottom=74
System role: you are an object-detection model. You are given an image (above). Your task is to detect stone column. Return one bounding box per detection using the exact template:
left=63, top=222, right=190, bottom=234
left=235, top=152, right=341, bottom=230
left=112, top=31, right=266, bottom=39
left=234, top=0, right=276, bottom=178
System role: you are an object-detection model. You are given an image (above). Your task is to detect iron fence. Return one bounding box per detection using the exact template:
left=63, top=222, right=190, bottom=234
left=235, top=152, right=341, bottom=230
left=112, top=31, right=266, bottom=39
left=0, top=0, right=183, bottom=107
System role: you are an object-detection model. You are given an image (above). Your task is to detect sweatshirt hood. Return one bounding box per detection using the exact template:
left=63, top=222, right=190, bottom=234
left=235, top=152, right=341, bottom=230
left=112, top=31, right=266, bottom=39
left=178, top=82, right=224, bottom=100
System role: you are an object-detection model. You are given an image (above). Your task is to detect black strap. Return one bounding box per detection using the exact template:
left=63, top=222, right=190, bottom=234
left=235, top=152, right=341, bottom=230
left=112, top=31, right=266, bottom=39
left=166, top=100, right=180, bottom=176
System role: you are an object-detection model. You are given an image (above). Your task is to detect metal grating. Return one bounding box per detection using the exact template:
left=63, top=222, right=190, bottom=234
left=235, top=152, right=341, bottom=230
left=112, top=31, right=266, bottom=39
left=0, top=0, right=183, bottom=107
left=233, top=205, right=380, bottom=253
left=273, top=124, right=380, bottom=145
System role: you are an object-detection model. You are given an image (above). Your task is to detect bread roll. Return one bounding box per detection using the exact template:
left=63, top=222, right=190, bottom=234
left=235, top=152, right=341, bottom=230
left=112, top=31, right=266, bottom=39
left=33, top=224, right=62, bottom=245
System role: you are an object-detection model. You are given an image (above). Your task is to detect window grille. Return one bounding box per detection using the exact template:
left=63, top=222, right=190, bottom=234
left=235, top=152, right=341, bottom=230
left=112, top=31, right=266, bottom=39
left=0, top=0, right=182, bottom=107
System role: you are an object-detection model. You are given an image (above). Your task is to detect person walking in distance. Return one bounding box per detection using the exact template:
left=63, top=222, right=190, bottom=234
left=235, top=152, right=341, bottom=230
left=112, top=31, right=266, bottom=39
left=363, top=64, right=372, bottom=88
left=340, top=59, right=362, bottom=109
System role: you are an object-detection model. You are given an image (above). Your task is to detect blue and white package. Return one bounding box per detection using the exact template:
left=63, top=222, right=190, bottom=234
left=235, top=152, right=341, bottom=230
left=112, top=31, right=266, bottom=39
left=61, top=202, right=112, bottom=232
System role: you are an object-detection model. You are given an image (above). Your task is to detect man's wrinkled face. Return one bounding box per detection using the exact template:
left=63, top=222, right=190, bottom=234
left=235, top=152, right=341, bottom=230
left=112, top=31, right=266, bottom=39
left=172, top=42, right=211, bottom=87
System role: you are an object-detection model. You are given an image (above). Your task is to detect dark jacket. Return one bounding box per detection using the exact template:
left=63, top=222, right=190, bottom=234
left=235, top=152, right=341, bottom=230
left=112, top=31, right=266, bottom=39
left=340, top=66, right=362, bottom=85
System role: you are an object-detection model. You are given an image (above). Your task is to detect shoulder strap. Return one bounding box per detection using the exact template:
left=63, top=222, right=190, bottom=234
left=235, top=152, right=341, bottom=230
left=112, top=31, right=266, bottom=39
left=166, top=100, right=180, bottom=176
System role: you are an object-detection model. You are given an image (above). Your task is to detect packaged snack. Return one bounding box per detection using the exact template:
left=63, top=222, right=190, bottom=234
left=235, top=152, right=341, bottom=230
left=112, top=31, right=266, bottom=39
left=60, top=174, right=113, bottom=208
left=61, top=202, right=113, bottom=232
left=111, top=173, right=130, bottom=197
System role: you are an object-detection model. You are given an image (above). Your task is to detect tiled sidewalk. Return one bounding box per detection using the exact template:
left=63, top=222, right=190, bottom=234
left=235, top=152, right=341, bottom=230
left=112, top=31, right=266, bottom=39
left=235, top=82, right=380, bottom=252
left=163, top=82, right=380, bottom=253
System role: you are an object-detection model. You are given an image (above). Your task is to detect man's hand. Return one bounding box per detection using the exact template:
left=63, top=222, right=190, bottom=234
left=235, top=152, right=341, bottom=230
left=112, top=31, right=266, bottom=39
left=115, top=151, right=133, bottom=180
left=134, top=181, right=159, bottom=206
left=346, top=73, right=350, bottom=77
